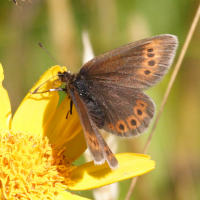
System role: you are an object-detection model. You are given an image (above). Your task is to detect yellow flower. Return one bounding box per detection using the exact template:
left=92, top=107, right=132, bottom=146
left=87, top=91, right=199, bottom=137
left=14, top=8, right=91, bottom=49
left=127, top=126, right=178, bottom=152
left=0, top=63, right=155, bottom=200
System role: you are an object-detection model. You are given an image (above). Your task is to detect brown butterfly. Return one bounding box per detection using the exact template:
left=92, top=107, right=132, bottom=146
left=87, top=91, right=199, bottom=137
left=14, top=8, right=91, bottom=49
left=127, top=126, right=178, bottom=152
left=33, top=34, right=178, bottom=170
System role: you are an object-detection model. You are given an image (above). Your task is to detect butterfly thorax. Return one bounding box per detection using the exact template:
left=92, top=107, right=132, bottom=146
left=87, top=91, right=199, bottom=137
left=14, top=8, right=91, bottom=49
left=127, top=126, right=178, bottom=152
left=58, top=71, right=86, bottom=94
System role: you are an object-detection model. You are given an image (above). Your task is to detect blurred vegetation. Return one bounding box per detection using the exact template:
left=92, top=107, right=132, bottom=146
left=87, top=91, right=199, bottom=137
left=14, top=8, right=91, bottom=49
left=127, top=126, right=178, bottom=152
left=0, top=0, right=200, bottom=199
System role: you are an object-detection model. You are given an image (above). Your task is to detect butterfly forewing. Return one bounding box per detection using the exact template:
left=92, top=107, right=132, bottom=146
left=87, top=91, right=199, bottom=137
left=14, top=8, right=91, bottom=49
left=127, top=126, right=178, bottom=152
left=80, top=34, right=178, bottom=89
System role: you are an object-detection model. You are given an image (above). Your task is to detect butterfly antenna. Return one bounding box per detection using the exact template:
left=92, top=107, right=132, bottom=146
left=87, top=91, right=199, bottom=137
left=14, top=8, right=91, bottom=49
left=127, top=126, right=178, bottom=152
left=38, top=43, right=65, bottom=72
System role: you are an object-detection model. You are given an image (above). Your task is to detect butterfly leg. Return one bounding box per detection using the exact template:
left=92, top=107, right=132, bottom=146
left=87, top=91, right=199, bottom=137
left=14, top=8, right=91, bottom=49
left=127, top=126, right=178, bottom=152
left=66, top=100, right=73, bottom=119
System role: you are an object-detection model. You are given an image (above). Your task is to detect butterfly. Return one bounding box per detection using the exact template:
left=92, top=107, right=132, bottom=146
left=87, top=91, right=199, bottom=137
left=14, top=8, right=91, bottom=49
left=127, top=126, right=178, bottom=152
left=33, top=34, right=178, bottom=170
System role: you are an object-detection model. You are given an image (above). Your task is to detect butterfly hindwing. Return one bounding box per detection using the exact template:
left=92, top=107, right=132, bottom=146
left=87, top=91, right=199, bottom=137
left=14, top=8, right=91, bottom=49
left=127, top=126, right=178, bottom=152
left=88, top=85, right=155, bottom=137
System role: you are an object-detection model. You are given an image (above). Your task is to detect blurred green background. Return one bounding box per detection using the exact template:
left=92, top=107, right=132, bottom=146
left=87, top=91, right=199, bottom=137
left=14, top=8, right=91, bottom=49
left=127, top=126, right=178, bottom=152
left=0, top=0, right=200, bottom=199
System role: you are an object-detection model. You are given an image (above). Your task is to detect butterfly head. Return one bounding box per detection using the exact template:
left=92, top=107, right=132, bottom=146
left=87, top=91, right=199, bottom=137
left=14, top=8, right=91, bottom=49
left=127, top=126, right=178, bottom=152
left=56, top=71, right=83, bottom=95
left=57, top=71, right=71, bottom=83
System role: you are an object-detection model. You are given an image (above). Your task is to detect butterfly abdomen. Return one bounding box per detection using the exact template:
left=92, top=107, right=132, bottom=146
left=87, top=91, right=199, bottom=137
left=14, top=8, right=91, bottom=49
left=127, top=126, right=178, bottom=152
left=74, top=76, right=105, bottom=128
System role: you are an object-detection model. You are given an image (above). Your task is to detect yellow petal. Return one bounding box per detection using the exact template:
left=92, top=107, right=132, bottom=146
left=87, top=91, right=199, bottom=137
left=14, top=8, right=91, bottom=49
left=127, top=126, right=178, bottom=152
left=11, top=66, right=62, bottom=135
left=44, top=96, right=82, bottom=146
left=62, top=130, right=87, bottom=162
left=0, top=63, right=12, bottom=130
left=43, top=95, right=86, bottom=161
left=69, top=153, right=155, bottom=190
left=57, top=191, right=90, bottom=200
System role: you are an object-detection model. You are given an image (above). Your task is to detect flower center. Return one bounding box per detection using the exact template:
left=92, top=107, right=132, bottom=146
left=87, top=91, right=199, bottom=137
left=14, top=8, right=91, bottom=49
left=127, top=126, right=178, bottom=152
left=0, top=131, right=76, bottom=199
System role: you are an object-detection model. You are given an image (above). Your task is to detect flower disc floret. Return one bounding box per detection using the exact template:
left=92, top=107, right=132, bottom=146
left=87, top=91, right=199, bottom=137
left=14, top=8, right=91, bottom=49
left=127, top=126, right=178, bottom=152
left=0, top=131, right=76, bottom=200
